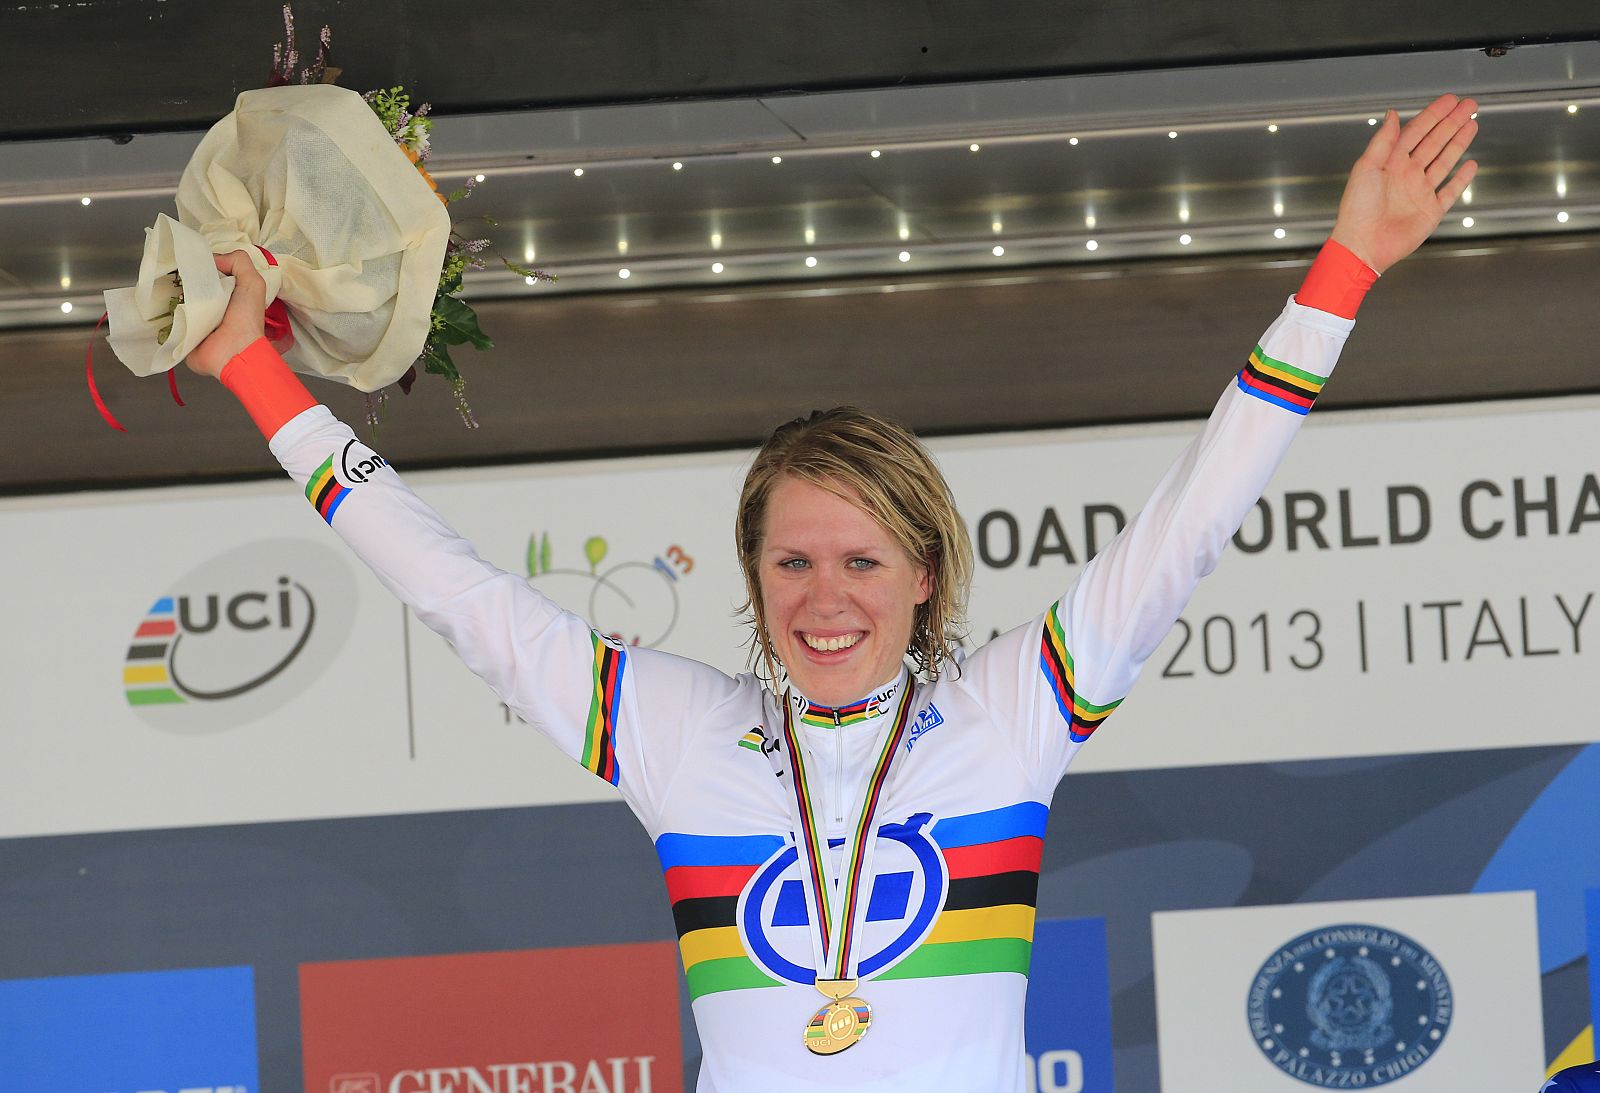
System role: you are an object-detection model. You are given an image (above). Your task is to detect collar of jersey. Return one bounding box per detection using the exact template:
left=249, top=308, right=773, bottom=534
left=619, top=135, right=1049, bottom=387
left=789, top=667, right=908, bottom=728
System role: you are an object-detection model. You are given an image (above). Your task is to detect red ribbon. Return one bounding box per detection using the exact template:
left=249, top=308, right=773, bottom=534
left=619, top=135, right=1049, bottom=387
left=86, top=311, right=125, bottom=432
left=86, top=312, right=187, bottom=432
left=88, top=245, right=290, bottom=431
left=256, top=246, right=295, bottom=349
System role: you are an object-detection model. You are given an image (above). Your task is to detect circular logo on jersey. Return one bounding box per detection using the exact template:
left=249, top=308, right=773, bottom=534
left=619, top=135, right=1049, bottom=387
left=1247, top=923, right=1452, bottom=1087
left=737, top=812, right=947, bottom=984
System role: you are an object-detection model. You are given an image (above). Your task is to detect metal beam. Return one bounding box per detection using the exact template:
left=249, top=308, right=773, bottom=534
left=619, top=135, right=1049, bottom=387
left=5, top=0, right=1598, bottom=141
left=6, top=236, right=1597, bottom=496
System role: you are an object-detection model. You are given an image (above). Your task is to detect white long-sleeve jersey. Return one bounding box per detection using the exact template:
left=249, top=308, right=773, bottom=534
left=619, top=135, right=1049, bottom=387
left=270, top=296, right=1353, bottom=1091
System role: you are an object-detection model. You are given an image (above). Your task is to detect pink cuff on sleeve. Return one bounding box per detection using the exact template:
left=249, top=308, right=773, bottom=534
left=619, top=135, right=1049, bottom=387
left=1295, top=239, right=1378, bottom=319
left=219, top=337, right=318, bottom=440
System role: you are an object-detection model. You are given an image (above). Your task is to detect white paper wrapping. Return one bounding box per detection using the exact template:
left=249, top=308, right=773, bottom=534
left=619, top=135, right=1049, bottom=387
left=103, top=84, right=452, bottom=392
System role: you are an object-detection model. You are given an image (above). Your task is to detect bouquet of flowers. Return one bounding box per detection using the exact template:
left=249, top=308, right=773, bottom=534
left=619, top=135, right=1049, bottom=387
left=100, top=5, right=548, bottom=428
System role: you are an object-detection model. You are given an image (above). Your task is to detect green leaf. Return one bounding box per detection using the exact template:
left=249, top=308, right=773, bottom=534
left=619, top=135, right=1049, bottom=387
left=540, top=532, right=551, bottom=574
left=420, top=340, right=461, bottom=381
left=432, top=295, right=493, bottom=350
left=438, top=264, right=465, bottom=297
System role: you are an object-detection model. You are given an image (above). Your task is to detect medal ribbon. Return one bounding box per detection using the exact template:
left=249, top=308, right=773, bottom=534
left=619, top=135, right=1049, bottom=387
left=779, top=677, right=918, bottom=982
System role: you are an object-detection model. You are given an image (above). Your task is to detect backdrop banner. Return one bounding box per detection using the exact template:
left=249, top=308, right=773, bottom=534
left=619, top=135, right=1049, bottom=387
left=5, top=394, right=1600, bottom=838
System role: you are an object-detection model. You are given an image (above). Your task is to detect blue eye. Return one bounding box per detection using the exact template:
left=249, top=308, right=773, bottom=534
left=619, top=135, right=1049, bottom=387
left=779, top=558, right=809, bottom=570
left=848, top=558, right=878, bottom=570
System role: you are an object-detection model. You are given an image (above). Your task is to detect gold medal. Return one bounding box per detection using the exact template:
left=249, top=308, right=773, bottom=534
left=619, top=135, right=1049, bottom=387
left=770, top=683, right=918, bottom=1058
left=803, top=979, right=872, bottom=1055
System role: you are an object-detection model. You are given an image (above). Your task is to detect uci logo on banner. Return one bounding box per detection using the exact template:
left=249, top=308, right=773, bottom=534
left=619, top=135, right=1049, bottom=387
left=120, top=540, right=357, bottom=733
left=736, top=812, right=948, bottom=983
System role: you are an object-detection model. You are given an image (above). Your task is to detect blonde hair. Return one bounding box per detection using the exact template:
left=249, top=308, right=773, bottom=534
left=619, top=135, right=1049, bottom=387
left=734, top=406, right=973, bottom=688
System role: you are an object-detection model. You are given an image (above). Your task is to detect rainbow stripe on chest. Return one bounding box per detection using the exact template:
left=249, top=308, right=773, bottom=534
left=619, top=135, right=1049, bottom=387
left=657, top=801, right=1046, bottom=1001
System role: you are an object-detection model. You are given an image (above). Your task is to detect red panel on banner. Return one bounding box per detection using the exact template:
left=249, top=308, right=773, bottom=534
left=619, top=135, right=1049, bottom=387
left=299, top=942, right=683, bottom=1093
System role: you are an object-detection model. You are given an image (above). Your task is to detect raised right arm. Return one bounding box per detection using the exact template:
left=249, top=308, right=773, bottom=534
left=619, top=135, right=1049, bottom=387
left=188, top=272, right=733, bottom=823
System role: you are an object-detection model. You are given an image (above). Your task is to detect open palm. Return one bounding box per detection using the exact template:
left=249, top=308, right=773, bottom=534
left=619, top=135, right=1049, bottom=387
left=1330, top=94, right=1479, bottom=275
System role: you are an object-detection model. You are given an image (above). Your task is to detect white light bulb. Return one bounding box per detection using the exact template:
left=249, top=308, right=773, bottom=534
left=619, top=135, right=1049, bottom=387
left=710, top=232, right=723, bottom=249
left=617, top=240, right=629, bottom=254
left=898, top=225, right=910, bottom=241
left=898, top=251, right=910, bottom=262
left=60, top=275, right=71, bottom=289
left=573, top=168, right=584, bottom=177
left=475, top=173, right=486, bottom=183
left=991, top=219, right=1002, bottom=233
left=1068, top=137, right=1079, bottom=146
left=870, top=149, right=881, bottom=158
left=712, top=262, right=725, bottom=273
left=805, top=256, right=818, bottom=268
left=673, top=161, right=683, bottom=171
left=1085, top=215, right=1096, bottom=229
left=1267, top=124, right=1279, bottom=133
left=969, top=143, right=980, bottom=152
left=804, top=227, right=816, bottom=245
left=1273, top=201, right=1284, bottom=217
left=1085, top=239, right=1098, bottom=252
left=1167, top=130, right=1178, bottom=139
left=1461, top=216, right=1474, bottom=228
left=1179, top=233, right=1192, bottom=245
left=1557, top=211, right=1570, bottom=223
left=1568, top=104, right=1579, bottom=114
left=1273, top=227, right=1287, bottom=239
left=525, top=276, right=537, bottom=285
left=524, top=245, right=536, bottom=262
left=1179, top=205, right=1190, bottom=223
left=618, top=268, right=631, bottom=279
left=1557, top=178, right=1568, bottom=198
left=1462, top=187, right=1473, bottom=204
left=60, top=301, right=74, bottom=314
left=771, top=155, right=783, bottom=164
left=991, top=245, right=1005, bottom=257
left=80, top=196, right=92, bottom=206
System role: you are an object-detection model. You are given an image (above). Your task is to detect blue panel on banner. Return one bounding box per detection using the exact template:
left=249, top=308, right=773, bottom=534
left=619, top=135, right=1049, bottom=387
left=0, top=965, right=258, bottom=1092
left=1025, top=916, right=1114, bottom=1093
left=1475, top=743, right=1600, bottom=971
left=1589, top=888, right=1600, bottom=1038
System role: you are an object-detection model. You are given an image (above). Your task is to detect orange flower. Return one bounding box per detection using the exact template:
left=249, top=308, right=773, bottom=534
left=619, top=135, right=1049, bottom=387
left=403, top=145, right=448, bottom=204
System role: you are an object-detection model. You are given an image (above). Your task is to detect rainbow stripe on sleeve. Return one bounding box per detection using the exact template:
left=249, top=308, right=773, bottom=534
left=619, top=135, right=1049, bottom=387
left=581, top=633, right=626, bottom=785
left=1236, top=344, right=1327, bottom=415
left=304, top=455, right=351, bottom=524
left=1040, top=603, right=1121, bottom=743
left=657, top=801, right=1048, bottom=1002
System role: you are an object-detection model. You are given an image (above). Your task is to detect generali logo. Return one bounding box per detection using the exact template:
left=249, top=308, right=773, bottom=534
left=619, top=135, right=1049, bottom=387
left=301, top=945, right=683, bottom=1093
left=330, top=1058, right=657, bottom=1093
left=121, top=539, right=357, bottom=732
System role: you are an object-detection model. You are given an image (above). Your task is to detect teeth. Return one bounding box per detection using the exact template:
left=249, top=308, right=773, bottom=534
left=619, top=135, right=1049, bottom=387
left=803, top=632, right=861, bottom=653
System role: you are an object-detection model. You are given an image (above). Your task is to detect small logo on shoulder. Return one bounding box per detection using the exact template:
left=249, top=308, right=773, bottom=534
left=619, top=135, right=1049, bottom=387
left=1247, top=922, right=1451, bottom=1087
left=905, top=704, right=944, bottom=751
left=739, top=725, right=780, bottom=756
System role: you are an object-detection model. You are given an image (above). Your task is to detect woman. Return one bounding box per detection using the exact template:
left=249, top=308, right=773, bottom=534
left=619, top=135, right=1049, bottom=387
left=189, top=94, right=1477, bottom=1090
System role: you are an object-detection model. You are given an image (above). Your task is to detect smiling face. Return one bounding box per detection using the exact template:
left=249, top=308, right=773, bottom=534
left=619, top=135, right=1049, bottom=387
left=758, top=475, right=931, bottom=706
